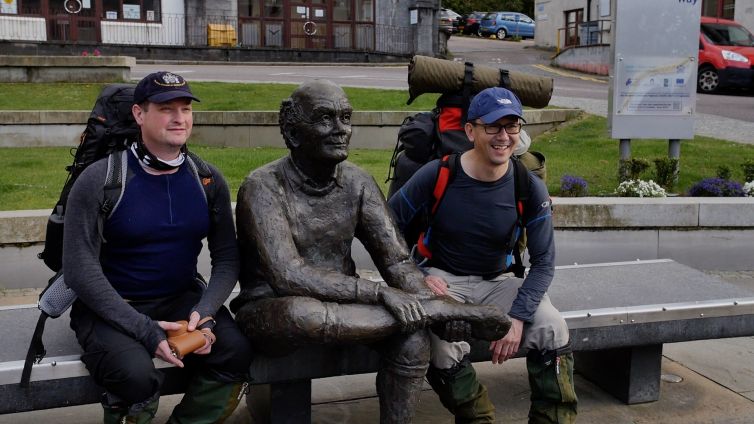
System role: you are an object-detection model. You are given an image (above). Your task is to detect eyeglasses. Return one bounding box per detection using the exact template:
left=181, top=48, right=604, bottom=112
left=470, top=122, right=523, bottom=135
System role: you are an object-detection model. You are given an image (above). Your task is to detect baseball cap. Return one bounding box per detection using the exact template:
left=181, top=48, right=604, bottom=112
left=133, top=71, right=201, bottom=104
left=467, top=87, right=525, bottom=124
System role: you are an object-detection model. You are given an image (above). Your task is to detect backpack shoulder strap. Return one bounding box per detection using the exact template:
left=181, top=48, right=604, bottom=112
left=508, top=157, right=532, bottom=278
left=417, top=154, right=459, bottom=259
left=186, top=151, right=218, bottom=217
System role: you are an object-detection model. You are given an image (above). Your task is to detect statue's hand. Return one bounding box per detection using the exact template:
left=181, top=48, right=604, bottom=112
left=379, top=286, right=428, bottom=332
left=431, top=320, right=473, bottom=343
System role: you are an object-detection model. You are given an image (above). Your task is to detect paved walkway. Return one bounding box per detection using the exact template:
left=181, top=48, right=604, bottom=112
left=549, top=95, right=754, bottom=145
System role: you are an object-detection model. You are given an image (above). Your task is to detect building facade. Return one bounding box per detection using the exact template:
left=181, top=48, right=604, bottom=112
left=0, top=0, right=445, bottom=59
left=534, top=0, right=753, bottom=50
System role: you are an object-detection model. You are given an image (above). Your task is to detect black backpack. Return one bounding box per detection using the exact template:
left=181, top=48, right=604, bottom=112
left=38, top=83, right=141, bottom=272
left=22, top=85, right=218, bottom=387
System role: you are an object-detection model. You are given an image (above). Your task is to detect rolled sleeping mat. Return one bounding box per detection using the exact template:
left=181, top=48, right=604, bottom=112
left=407, top=55, right=553, bottom=108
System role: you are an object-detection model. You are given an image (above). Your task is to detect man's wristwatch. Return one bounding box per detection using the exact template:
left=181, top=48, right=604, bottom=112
left=197, top=316, right=216, bottom=331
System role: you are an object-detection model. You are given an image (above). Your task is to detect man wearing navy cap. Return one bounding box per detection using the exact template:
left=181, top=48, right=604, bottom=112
left=63, top=71, right=251, bottom=423
left=389, top=87, right=577, bottom=423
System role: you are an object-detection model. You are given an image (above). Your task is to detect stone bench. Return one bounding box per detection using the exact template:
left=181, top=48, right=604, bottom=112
left=1, top=260, right=754, bottom=421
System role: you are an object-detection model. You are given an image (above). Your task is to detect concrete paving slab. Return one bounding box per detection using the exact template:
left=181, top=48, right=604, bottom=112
left=664, top=338, right=754, bottom=394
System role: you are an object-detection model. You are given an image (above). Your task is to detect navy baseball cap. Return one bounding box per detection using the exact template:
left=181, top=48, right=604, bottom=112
left=133, top=71, right=200, bottom=104
left=467, top=87, right=525, bottom=124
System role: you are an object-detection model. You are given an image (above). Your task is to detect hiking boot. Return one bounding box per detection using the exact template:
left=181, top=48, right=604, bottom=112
left=167, top=373, right=248, bottom=424
left=527, top=346, right=578, bottom=424
left=426, top=358, right=495, bottom=424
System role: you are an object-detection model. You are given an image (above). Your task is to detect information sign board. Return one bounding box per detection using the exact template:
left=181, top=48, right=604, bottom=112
left=608, top=0, right=701, bottom=139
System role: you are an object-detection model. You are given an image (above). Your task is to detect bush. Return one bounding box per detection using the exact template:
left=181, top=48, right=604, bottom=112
left=618, top=158, right=650, bottom=182
left=654, top=158, right=679, bottom=191
left=716, top=165, right=732, bottom=180
left=615, top=179, right=667, bottom=197
left=559, top=175, right=588, bottom=197
left=687, top=178, right=745, bottom=197
left=742, top=160, right=754, bottom=182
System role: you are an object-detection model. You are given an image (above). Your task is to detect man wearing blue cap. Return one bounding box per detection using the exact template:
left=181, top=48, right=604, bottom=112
left=389, top=86, right=577, bottom=423
left=63, top=71, right=251, bottom=423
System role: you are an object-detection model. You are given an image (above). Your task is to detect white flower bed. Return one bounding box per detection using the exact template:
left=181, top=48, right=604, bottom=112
left=616, top=179, right=667, bottom=198
left=744, top=181, right=754, bottom=197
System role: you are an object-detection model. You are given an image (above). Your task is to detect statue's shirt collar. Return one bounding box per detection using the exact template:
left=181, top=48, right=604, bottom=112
left=283, top=156, right=343, bottom=196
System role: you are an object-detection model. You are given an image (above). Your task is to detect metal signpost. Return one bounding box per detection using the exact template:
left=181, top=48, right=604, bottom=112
left=608, top=0, right=702, bottom=182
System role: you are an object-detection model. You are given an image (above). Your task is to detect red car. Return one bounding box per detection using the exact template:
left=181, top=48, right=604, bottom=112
left=698, top=16, right=754, bottom=93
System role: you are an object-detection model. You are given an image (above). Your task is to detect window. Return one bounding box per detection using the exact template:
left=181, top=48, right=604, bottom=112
left=355, top=0, right=372, bottom=21
left=102, top=0, right=161, bottom=21
left=333, top=0, right=350, bottom=21
left=1, top=0, right=42, bottom=15
left=264, top=0, right=282, bottom=18
left=239, top=0, right=259, bottom=17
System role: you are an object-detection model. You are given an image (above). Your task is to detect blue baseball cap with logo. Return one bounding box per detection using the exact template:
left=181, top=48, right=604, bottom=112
left=467, top=87, right=525, bottom=124
left=134, top=71, right=201, bottom=104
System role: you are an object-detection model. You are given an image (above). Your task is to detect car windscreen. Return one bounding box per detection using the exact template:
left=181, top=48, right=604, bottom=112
left=701, top=23, right=754, bottom=47
left=483, top=13, right=496, bottom=20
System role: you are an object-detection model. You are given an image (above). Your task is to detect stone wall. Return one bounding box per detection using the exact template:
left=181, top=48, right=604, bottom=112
left=0, top=55, right=134, bottom=83
left=0, top=109, right=579, bottom=150
left=3, top=197, right=753, bottom=291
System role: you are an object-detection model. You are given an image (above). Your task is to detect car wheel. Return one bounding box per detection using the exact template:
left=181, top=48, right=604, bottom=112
left=496, top=28, right=507, bottom=40
left=697, top=66, right=719, bottom=93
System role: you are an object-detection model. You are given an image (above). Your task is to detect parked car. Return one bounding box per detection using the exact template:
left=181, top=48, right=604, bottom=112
left=479, top=11, right=535, bottom=40
left=698, top=16, right=754, bottom=93
left=439, top=8, right=461, bottom=35
left=458, top=12, right=486, bottom=36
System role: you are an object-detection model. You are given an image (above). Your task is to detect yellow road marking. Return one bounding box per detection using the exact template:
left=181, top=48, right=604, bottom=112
left=532, top=64, right=607, bottom=84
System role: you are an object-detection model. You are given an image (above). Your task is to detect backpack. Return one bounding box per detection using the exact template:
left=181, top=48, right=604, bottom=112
left=406, top=154, right=533, bottom=279
left=386, top=62, right=545, bottom=198
left=21, top=86, right=218, bottom=387
left=38, top=83, right=141, bottom=273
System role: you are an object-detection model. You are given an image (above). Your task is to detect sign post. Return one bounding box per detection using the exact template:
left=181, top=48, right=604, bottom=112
left=608, top=0, right=702, bottom=184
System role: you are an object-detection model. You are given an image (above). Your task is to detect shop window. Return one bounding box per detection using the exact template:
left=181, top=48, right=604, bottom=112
left=103, top=0, right=161, bottom=21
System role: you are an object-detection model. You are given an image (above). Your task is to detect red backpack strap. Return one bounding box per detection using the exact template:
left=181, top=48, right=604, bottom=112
left=418, top=154, right=459, bottom=259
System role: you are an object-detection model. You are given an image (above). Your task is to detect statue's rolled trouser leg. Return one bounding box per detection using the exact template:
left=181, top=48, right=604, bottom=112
left=235, top=296, right=511, bottom=355
left=376, top=330, right=431, bottom=424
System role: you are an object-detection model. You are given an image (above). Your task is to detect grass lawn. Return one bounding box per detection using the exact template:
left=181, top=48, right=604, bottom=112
left=2, top=115, right=752, bottom=211
left=0, top=82, right=440, bottom=112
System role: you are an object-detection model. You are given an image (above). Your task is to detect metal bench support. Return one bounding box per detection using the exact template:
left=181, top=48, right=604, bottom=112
left=575, top=344, right=663, bottom=404
left=248, top=380, right=312, bottom=424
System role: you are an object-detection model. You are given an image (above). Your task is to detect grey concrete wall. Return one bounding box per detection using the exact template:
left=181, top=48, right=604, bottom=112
left=0, top=56, right=134, bottom=83
left=3, top=198, right=753, bottom=291
left=0, top=109, right=579, bottom=150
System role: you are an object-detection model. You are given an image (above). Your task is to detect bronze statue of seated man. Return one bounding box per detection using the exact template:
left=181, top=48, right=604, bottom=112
left=231, top=80, right=510, bottom=423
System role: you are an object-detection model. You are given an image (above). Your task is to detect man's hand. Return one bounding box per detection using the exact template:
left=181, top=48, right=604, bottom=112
left=187, top=311, right=213, bottom=355
left=155, top=321, right=184, bottom=367
left=379, top=286, right=428, bottom=332
left=489, top=318, right=524, bottom=364
left=424, top=275, right=449, bottom=296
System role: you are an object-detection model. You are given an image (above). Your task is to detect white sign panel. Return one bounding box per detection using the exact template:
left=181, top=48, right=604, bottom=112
left=614, top=56, right=694, bottom=115
left=608, top=0, right=702, bottom=139
left=123, top=4, right=140, bottom=19
left=1, top=0, right=18, bottom=14
left=410, top=9, right=417, bottom=25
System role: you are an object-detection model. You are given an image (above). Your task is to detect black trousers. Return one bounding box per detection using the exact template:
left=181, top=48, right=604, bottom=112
left=70, top=288, right=252, bottom=406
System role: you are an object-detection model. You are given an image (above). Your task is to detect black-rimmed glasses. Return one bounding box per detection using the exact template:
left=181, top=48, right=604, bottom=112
left=470, top=122, right=523, bottom=135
